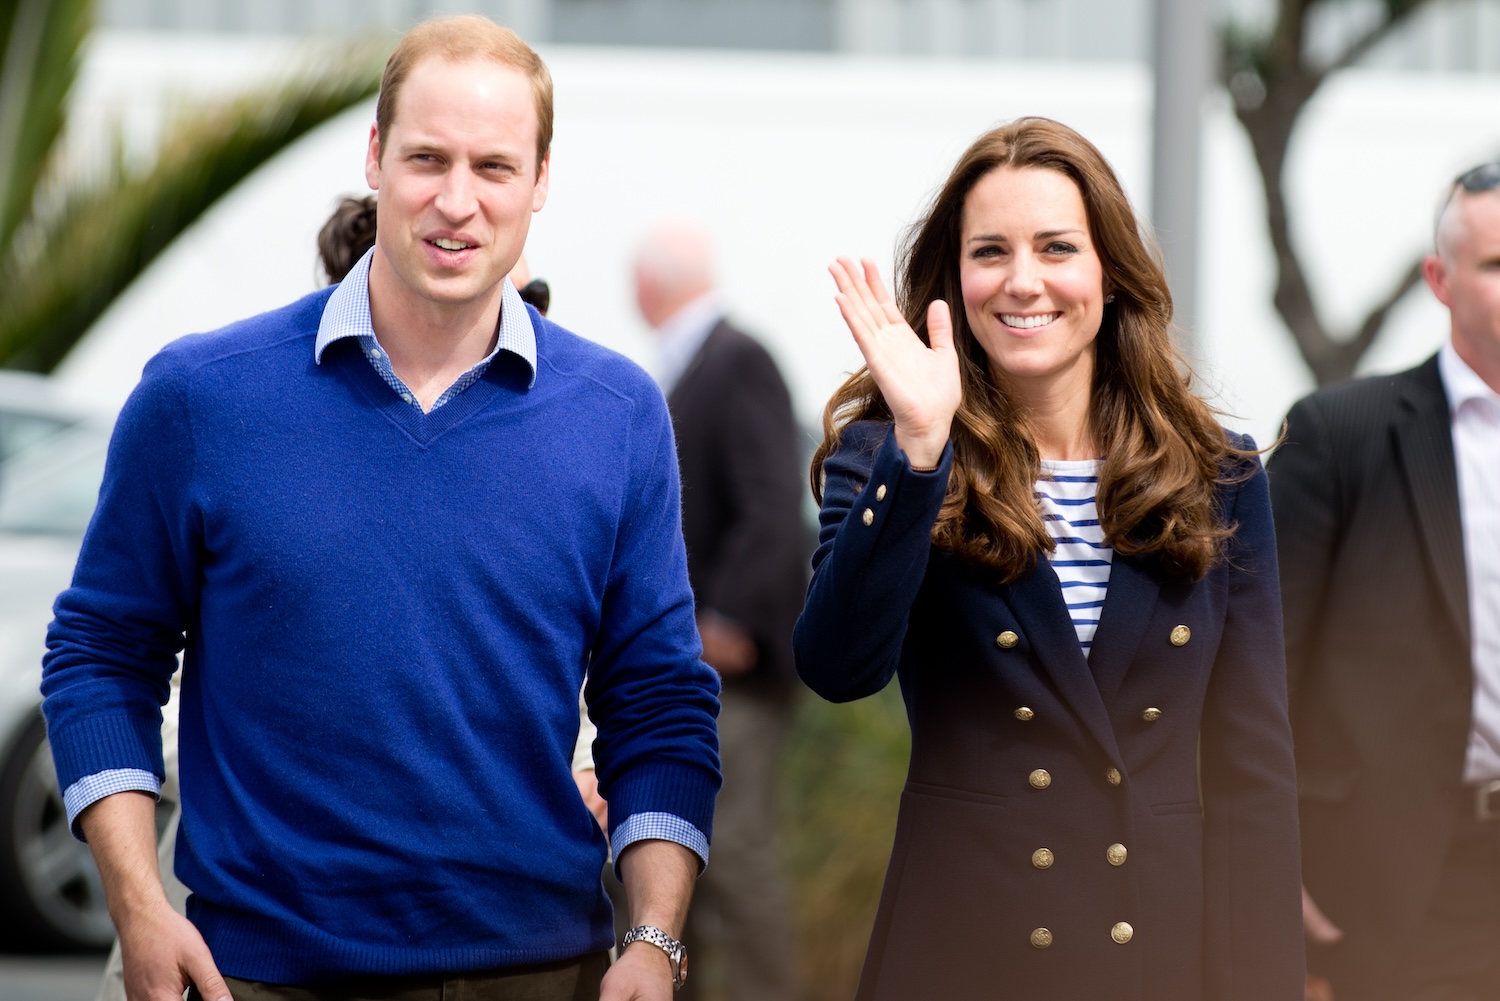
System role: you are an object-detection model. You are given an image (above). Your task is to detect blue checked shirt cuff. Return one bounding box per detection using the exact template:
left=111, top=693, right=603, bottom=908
left=64, top=769, right=161, bottom=841
left=612, top=812, right=710, bottom=874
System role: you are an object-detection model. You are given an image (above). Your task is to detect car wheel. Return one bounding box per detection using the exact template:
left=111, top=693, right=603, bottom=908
left=0, top=712, right=115, bottom=950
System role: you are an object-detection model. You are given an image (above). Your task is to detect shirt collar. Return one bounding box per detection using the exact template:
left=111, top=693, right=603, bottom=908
left=654, top=290, right=722, bottom=395
left=1439, top=339, right=1500, bottom=417
left=315, top=248, right=538, bottom=388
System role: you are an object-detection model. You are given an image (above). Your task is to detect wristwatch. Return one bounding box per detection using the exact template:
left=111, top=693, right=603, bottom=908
left=621, top=924, right=689, bottom=991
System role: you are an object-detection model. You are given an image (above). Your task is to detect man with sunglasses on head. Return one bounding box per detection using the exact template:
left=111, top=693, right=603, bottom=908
left=1269, top=161, right=1500, bottom=1001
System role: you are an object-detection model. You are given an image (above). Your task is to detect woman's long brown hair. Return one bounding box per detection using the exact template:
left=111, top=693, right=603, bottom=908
left=812, top=117, right=1252, bottom=583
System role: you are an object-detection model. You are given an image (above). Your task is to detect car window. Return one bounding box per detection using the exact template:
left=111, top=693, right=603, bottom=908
left=0, top=424, right=109, bottom=537
left=0, top=412, right=73, bottom=462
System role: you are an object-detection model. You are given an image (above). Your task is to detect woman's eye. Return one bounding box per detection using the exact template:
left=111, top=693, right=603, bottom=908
left=1045, top=242, right=1078, bottom=255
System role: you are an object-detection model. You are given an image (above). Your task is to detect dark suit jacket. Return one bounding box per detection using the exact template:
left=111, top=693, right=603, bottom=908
left=667, top=320, right=807, bottom=693
left=1268, top=354, right=1471, bottom=999
left=795, top=423, right=1304, bottom=1001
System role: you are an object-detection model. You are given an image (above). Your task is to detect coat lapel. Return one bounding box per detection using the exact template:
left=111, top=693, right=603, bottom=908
left=1086, top=554, right=1160, bottom=704
left=1393, top=357, right=1470, bottom=646
left=1005, top=564, right=1123, bottom=764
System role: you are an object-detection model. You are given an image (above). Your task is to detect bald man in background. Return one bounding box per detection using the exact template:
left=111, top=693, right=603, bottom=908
left=635, top=225, right=806, bottom=1001
left=1269, top=163, right=1500, bottom=1001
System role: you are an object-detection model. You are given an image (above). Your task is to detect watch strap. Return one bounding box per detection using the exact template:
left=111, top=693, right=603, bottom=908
left=621, top=924, right=688, bottom=990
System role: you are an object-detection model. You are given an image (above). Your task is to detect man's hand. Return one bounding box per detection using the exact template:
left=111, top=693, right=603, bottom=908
left=119, top=900, right=231, bottom=1001
left=79, top=792, right=231, bottom=1001
left=600, top=939, right=676, bottom=1001
left=1302, top=884, right=1344, bottom=944
left=697, top=611, right=756, bottom=678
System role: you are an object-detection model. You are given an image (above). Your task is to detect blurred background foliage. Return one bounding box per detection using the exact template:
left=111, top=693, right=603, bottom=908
left=782, top=683, right=910, bottom=1001
left=0, top=0, right=383, bottom=372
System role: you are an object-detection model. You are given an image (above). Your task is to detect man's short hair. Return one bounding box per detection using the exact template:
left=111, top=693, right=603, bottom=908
left=375, top=15, right=553, bottom=171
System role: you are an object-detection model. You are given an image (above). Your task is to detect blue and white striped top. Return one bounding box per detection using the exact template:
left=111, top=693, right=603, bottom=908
left=1036, top=459, right=1113, bottom=655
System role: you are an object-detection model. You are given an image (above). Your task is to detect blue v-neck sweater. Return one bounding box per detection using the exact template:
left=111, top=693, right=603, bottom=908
left=42, top=288, right=720, bottom=982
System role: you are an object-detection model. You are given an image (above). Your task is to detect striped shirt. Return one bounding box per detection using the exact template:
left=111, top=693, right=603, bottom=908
left=1036, top=459, right=1113, bottom=654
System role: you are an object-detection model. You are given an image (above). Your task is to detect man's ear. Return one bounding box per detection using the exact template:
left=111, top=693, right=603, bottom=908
left=1422, top=254, right=1451, bottom=308
left=365, top=123, right=382, bottom=191
left=532, top=153, right=550, bottom=213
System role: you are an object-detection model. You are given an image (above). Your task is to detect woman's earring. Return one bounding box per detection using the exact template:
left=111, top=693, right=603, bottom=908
left=1104, top=293, right=1116, bottom=303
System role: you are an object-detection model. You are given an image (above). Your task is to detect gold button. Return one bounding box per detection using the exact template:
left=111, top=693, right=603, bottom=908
left=1141, top=707, right=1162, bottom=722
left=1031, top=847, right=1054, bottom=869
left=1169, top=625, right=1190, bottom=646
left=875, top=484, right=887, bottom=502
left=1029, top=768, right=1051, bottom=789
left=1105, top=767, right=1122, bottom=786
left=996, top=630, right=1019, bottom=649
left=1030, top=927, right=1053, bottom=949
left=1014, top=706, right=1035, bottom=721
left=1111, top=921, right=1133, bottom=944
left=1106, top=843, right=1128, bottom=866
left=861, top=507, right=874, bottom=526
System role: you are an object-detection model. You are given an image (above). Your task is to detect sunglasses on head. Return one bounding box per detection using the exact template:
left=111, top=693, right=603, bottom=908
left=1457, top=161, right=1500, bottom=193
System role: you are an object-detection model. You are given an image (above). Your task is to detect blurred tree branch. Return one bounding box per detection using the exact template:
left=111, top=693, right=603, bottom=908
left=1222, top=0, right=1435, bottom=385
left=0, top=0, right=384, bottom=372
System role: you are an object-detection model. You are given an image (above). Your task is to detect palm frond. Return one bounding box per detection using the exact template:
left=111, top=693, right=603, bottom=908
left=0, top=41, right=384, bottom=372
left=0, top=0, right=91, bottom=254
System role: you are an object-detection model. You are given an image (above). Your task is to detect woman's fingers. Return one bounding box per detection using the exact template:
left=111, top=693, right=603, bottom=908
left=926, top=299, right=954, bottom=353
left=829, top=259, right=884, bottom=338
left=861, top=258, right=908, bottom=328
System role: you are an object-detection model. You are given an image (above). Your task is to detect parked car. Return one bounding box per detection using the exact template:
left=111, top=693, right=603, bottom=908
left=0, top=372, right=116, bottom=950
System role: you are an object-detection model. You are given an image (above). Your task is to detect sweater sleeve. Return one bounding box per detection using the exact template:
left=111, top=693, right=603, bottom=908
left=585, top=387, right=722, bottom=848
left=1197, top=444, right=1306, bottom=1000
left=41, top=350, right=201, bottom=800
left=793, top=422, right=952, bottom=702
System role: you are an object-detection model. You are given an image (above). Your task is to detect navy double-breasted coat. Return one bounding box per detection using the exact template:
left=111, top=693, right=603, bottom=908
left=794, top=423, right=1303, bottom=1001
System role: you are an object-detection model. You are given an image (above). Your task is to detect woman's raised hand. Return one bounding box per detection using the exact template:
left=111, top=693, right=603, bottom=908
left=830, top=256, right=961, bottom=469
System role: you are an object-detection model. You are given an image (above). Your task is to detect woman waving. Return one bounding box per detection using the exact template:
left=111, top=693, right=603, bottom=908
left=796, top=117, right=1302, bottom=1001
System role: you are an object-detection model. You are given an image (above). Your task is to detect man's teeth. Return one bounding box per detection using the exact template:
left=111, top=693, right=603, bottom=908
left=432, top=238, right=471, bottom=251
left=1000, top=313, right=1059, bottom=329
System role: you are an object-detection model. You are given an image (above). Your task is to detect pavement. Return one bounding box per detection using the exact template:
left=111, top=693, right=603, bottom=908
left=0, top=953, right=107, bottom=1001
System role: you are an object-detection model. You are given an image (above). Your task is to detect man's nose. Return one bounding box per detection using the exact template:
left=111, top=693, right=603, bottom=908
left=435, top=168, right=477, bottom=220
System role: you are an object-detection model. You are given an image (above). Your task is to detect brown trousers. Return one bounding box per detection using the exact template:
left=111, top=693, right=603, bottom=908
left=189, top=953, right=610, bottom=1001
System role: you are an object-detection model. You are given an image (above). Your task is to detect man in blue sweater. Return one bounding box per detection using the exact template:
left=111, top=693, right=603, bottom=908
left=41, top=15, right=719, bottom=1001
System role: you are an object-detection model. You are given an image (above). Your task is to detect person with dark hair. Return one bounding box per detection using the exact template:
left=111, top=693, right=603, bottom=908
left=44, top=14, right=717, bottom=1001
left=794, top=117, right=1302, bottom=999
left=317, top=195, right=378, bottom=284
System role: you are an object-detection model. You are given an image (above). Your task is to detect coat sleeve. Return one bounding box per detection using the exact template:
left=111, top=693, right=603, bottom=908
left=1198, top=450, right=1306, bottom=1001
left=793, top=423, right=951, bottom=702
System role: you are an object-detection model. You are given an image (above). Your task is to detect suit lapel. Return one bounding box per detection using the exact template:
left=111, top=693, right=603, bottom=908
left=1087, top=554, right=1160, bottom=704
left=1005, top=564, right=1123, bottom=764
left=1393, top=357, right=1470, bottom=646
left=665, top=322, right=727, bottom=412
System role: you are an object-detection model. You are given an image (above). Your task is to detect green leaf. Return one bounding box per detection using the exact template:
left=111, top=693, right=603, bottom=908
left=0, top=40, right=384, bottom=372
left=0, top=0, right=91, bottom=256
